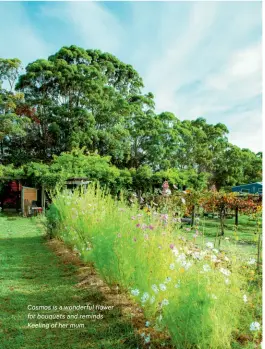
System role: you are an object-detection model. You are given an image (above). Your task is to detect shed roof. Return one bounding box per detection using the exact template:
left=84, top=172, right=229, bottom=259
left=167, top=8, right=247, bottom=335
left=232, top=182, right=262, bottom=188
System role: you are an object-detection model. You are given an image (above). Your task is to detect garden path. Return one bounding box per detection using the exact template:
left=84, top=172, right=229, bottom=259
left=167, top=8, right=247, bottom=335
left=0, top=215, right=141, bottom=349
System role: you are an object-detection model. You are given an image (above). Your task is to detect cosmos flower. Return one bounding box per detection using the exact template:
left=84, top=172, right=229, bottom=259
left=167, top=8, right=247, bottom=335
left=161, top=299, right=169, bottom=306
left=206, top=242, right=214, bottom=249
left=192, top=251, right=202, bottom=260
left=248, top=258, right=256, bottom=265
left=144, top=335, right=151, bottom=343
left=151, top=284, right=159, bottom=293
left=169, top=263, right=175, bottom=270
left=243, top=295, right=248, bottom=303
left=165, top=276, right=172, bottom=283
left=178, top=259, right=192, bottom=270
left=211, top=255, right=218, bottom=263
left=161, top=214, right=169, bottom=221
left=175, top=280, right=181, bottom=288
left=131, top=289, right=140, bottom=296
left=203, top=264, right=211, bottom=272
left=249, top=322, right=261, bottom=331
left=141, top=292, right=150, bottom=303
left=176, top=253, right=186, bottom=263
left=172, top=247, right=179, bottom=256
left=220, top=268, right=231, bottom=277
left=150, top=296, right=155, bottom=304
left=159, top=283, right=167, bottom=291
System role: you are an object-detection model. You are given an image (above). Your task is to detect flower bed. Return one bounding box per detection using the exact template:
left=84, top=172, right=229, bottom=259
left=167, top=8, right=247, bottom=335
left=47, top=186, right=262, bottom=348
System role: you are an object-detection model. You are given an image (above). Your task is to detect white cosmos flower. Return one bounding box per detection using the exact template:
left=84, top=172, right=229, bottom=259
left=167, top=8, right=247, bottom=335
left=169, top=263, right=175, bottom=270
left=165, top=276, right=172, bottom=283
left=151, top=284, right=159, bottom=293
left=192, top=251, right=202, bottom=260
left=248, top=258, right=256, bottom=265
left=159, top=283, right=167, bottom=291
left=172, top=247, right=179, bottom=256
left=176, top=253, right=186, bottom=263
left=131, top=289, right=140, bottom=296
left=184, top=261, right=193, bottom=270
left=206, top=242, right=214, bottom=249
left=161, top=299, right=169, bottom=306
left=211, top=255, right=218, bottom=262
left=144, top=334, right=151, bottom=343
left=220, top=267, right=231, bottom=276
left=203, top=264, right=211, bottom=272
left=141, top=292, right=150, bottom=303
left=243, top=294, right=248, bottom=303
left=175, top=280, right=181, bottom=288
left=220, top=268, right=231, bottom=277
left=224, top=278, right=230, bottom=285
left=249, top=322, right=261, bottom=331
left=150, top=296, right=155, bottom=304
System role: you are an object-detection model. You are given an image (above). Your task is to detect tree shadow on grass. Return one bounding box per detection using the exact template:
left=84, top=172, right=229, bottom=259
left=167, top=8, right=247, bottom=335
left=0, top=235, right=141, bottom=349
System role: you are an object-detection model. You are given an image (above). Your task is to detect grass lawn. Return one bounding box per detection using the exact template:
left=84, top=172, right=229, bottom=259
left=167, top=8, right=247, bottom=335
left=181, top=214, right=261, bottom=257
left=0, top=214, right=139, bottom=349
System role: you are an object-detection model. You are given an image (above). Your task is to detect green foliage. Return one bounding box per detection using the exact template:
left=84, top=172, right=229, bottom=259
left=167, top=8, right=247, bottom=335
left=47, top=186, right=262, bottom=348
left=0, top=47, right=262, bottom=192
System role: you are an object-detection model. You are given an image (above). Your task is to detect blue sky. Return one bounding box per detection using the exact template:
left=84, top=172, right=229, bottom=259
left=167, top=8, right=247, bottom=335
left=0, top=1, right=262, bottom=152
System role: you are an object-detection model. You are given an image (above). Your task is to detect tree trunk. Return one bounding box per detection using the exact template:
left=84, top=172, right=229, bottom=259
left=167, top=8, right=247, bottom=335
left=220, top=208, right=225, bottom=236
left=191, top=205, right=195, bottom=227
left=235, top=206, right=239, bottom=226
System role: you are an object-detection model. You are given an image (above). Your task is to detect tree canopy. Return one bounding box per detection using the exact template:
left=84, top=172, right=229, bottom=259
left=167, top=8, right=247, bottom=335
left=0, top=45, right=262, bottom=192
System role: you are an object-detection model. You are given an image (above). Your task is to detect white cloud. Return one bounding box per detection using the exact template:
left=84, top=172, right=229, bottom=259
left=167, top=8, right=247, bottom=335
left=138, top=2, right=262, bottom=152
left=206, top=43, right=261, bottom=92
left=228, top=110, right=262, bottom=153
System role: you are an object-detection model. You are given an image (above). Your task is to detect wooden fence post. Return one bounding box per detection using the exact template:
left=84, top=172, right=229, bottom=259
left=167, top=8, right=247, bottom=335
left=41, top=185, right=46, bottom=214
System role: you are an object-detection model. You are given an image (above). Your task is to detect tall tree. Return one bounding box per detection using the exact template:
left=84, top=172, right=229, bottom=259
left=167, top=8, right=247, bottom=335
left=0, top=58, right=29, bottom=163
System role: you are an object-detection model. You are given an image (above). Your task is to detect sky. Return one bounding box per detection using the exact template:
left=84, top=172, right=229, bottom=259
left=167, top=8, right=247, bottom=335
left=0, top=1, right=262, bottom=153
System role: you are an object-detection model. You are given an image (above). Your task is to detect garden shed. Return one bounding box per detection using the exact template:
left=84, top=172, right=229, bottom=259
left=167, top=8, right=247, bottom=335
left=232, top=182, right=262, bottom=195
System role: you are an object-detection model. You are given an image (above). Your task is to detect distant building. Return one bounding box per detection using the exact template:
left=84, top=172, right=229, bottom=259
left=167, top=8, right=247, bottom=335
left=232, top=182, right=262, bottom=195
